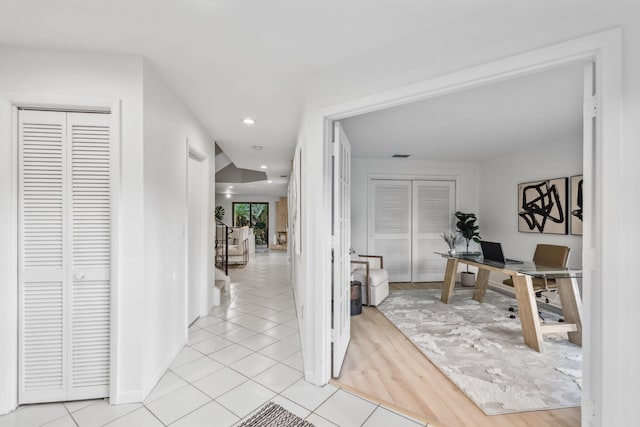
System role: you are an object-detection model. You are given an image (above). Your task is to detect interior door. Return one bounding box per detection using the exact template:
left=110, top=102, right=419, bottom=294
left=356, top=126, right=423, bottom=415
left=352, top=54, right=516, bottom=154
left=331, top=122, right=351, bottom=377
left=367, top=180, right=412, bottom=282
left=411, top=180, right=456, bottom=282
left=187, top=154, right=203, bottom=325
left=19, top=110, right=111, bottom=403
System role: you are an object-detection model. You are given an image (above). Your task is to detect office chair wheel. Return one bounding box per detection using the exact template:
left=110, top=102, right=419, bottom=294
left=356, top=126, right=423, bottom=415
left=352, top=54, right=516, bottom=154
left=509, top=314, right=516, bottom=319
left=559, top=318, right=564, bottom=322
left=508, top=307, right=516, bottom=312
left=545, top=297, right=550, bottom=303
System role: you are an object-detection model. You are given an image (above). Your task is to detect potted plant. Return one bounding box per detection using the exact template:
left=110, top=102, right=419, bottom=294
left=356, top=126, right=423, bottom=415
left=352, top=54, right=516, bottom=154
left=441, top=231, right=462, bottom=256
left=455, top=211, right=481, bottom=286
left=215, top=205, right=225, bottom=222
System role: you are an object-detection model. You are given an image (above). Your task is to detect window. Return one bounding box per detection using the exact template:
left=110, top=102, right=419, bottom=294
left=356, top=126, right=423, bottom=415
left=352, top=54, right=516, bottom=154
left=233, top=202, right=269, bottom=247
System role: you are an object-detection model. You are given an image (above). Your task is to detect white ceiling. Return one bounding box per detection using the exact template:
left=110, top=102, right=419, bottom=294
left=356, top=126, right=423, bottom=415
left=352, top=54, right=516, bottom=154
left=340, top=62, right=586, bottom=161
left=0, top=1, right=590, bottom=198
left=0, top=0, right=506, bottom=192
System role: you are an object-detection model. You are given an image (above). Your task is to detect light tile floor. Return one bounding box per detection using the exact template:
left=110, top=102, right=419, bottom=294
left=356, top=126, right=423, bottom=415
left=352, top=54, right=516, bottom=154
left=0, top=252, right=431, bottom=427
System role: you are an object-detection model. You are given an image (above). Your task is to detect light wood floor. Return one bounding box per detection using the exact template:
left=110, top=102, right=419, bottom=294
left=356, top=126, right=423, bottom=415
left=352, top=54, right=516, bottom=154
left=331, top=282, right=580, bottom=427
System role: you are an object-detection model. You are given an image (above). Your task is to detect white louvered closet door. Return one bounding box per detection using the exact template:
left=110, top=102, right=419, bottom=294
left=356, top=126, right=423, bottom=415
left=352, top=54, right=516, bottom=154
left=19, top=110, right=111, bottom=404
left=412, top=181, right=455, bottom=282
left=367, top=180, right=412, bottom=282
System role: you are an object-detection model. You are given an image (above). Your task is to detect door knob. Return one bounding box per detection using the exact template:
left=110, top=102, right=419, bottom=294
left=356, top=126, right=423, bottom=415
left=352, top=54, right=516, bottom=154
left=74, top=272, right=85, bottom=280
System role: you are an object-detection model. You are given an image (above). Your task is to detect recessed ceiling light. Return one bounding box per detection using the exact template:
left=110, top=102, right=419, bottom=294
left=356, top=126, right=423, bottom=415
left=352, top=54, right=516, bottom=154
left=252, top=145, right=263, bottom=150
left=225, top=194, right=231, bottom=198
left=267, top=180, right=272, bottom=183
left=242, top=118, right=256, bottom=125
left=260, top=165, right=267, bottom=169
left=228, top=186, right=233, bottom=189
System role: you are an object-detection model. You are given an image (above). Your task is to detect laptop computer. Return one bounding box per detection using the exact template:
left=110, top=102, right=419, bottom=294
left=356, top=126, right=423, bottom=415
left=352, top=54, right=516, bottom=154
left=480, top=241, right=524, bottom=264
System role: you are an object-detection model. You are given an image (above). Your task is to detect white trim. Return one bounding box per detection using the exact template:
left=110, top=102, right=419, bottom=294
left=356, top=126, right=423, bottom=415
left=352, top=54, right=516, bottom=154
left=187, top=142, right=210, bottom=320
left=306, top=28, right=622, bottom=426
left=0, top=94, right=122, bottom=412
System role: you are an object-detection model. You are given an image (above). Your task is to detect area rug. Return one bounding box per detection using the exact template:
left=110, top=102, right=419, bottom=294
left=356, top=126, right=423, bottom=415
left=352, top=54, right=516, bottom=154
left=377, top=288, right=581, bottom=415
left=239, top=402, right=314, bottom=427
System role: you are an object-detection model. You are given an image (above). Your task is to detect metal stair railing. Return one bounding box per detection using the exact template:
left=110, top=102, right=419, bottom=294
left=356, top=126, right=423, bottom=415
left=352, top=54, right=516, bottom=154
left=215, top=219, right=230, bottom=275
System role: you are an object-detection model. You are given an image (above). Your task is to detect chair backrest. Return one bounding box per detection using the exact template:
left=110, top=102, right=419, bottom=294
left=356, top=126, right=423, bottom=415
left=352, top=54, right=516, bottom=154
left=230, top=226, right=249, bottom=243
left=532, top=244, right=570, bottom=268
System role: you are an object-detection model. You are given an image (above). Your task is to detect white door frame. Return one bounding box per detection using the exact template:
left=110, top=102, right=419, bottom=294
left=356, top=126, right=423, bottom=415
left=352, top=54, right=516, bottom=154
left=186, top=143, right=210, bottom=322
left=0, top=95, right=122, bottom=413
left=309, top=29, right=622, bottom=425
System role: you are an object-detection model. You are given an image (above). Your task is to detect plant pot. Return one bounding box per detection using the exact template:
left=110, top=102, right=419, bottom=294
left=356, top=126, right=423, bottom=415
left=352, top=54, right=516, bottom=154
left=460, top=271, right=476, bottom=287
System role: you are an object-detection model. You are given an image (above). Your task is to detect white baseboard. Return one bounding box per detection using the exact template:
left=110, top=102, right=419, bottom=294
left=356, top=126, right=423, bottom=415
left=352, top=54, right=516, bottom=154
left=140, top=336, right=188, bottom=401
left=110, top=390, right=144, bottom=405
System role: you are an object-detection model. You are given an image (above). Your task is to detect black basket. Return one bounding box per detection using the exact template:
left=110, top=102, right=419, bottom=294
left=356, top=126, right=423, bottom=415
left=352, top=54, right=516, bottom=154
left=350, top=280, right=362, bottom=316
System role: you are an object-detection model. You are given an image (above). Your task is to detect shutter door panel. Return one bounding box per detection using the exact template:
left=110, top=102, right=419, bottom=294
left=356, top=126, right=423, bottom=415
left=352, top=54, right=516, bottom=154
left=71, top=116, right=111, bottom=269
left=22, top=281, right=64, bottom=394
left=368, top=180, right=411, bottom=282
left=69, top=112, right=111, bottom=398
left=19, top=110, right=111, bottom=404
left=19, top=110, right=68, bottom=403
left=412, top=181, right=456, bottom=282
left=21, top=118, right=65, bottom=269
left=71, top=279, right=110, bottom=394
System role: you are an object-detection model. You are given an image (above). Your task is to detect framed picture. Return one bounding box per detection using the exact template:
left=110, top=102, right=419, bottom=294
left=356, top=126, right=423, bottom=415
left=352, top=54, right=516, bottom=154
left=518, top=177, right=568, bottom=234
left=570, top=175, right=583, bottom=235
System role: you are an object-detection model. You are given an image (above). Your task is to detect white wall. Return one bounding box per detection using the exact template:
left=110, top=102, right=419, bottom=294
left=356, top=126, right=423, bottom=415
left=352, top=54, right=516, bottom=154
left=0, top=46, right=145, bottom=410
left=350, top=157, right=480, bottom=255
left=215, top=194, right=279, bottom=246
left=295, top=6, right=640, bottom=425
left=141, top=63, right=215, bottom=398
left=0, top=47, right=216, bottom=413
left=479, top=140, right=583, bottom=269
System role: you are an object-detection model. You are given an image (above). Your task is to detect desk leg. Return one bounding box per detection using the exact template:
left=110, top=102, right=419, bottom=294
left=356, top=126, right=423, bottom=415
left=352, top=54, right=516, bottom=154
left=441, top=258, right=459, bottom=304
left=556, top=277, right=583, bottom=346
left=512, top=274, right=543, bottom=352
left=472, top=268, right=490, bottom=303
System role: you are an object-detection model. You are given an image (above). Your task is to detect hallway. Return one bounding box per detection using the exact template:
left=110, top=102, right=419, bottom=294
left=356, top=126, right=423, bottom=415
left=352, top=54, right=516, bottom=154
left=0, top=252, right=430, bottom=427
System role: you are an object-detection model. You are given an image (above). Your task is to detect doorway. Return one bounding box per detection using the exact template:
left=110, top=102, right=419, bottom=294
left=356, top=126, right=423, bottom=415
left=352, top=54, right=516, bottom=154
left=18, top=109, right=112, bottom=404
left=233, top=202, right=269, bottom=249
left=367, top=179, right=456, bottom=282
left=313, top=31, right=623, bottom=425
left=187, top=152, right=206, bottom=325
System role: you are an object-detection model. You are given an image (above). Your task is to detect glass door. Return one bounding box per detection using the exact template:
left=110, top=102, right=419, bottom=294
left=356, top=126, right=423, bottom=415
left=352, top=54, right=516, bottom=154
left=233, top=202, right=269, bottom=249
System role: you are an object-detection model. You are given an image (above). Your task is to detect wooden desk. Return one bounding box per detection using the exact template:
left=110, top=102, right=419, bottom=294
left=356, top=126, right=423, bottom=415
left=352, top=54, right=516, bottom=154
left=440, top=255, right=582, bottom=352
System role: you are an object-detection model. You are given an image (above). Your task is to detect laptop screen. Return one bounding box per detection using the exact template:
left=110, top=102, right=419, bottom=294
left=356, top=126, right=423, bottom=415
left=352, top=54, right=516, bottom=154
left=480, top=241, right=506, bottom=263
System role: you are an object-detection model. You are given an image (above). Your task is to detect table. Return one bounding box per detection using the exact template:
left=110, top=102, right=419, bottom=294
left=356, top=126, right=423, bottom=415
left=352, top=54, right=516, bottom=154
left=437, top=252, right=583, bottom=352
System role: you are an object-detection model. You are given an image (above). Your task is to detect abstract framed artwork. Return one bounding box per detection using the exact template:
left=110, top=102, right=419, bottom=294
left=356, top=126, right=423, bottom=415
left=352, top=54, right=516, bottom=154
left=518, top=177, right=568, bottom=234
left=570, top=175, right=583, bottom=235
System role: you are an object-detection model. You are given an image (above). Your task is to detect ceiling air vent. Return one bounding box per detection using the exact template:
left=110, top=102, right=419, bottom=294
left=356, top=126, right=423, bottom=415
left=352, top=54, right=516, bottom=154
left=392, top=154, right=411, bottom=158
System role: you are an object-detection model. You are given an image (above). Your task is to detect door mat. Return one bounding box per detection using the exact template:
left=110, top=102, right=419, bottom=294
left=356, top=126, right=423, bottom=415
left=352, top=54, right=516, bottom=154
left=239, top=402, right=314, bottom=427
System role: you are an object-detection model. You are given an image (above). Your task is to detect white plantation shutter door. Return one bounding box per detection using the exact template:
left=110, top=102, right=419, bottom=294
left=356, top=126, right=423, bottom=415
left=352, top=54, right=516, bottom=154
left=368, top=180, right=412, bottom=282
left=412, top=181, right=455, bottom=282
left=19, top=110, right=111, bottom=404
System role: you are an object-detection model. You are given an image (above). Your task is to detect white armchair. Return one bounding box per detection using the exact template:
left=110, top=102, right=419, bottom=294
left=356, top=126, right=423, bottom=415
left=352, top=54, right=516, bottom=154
left=351, top=255, right=389, bottom=306
left=219, top=226, right=249, bottom=266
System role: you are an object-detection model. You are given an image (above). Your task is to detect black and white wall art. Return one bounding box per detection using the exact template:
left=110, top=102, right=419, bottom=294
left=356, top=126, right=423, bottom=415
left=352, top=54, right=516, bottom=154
left=570, top=175, right=583, bottom=235
left=518, top=177, right=568, bottom=234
